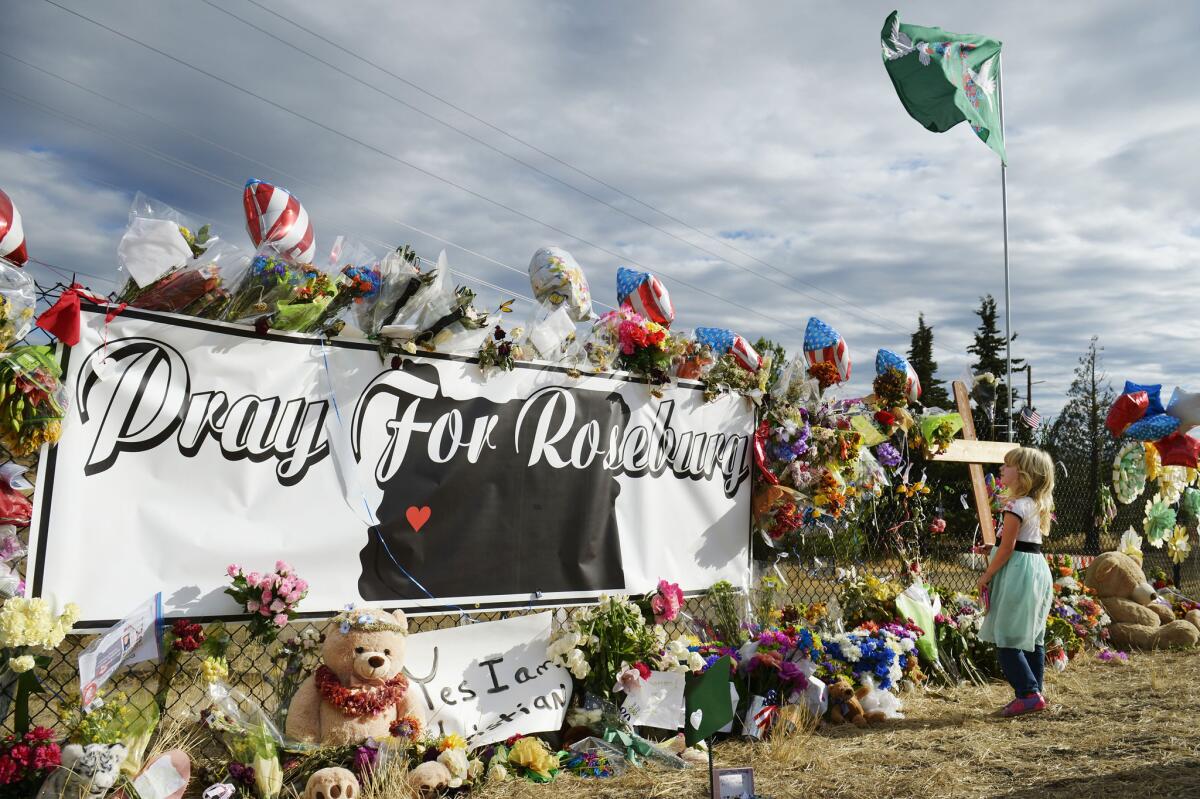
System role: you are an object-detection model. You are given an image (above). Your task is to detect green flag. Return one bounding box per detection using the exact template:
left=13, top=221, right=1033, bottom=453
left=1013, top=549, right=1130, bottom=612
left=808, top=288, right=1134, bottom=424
left=683, top=655, right=734, bottom=747
left=881, top=10, right=1006, bottom=163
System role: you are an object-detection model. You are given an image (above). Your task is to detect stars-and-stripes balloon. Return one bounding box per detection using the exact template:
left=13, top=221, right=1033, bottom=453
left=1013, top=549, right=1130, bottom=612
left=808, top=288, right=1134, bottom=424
left=0, top=188, right=28, bottom=266
left=242, top=179, right=315, bottom=264
left=876, top=348, right=921, bottom=402
left=616, top=266, right=674, bottom=327
left=696, top=327, right=762, bottom=372
left=803, top=317, right=851, bottom=383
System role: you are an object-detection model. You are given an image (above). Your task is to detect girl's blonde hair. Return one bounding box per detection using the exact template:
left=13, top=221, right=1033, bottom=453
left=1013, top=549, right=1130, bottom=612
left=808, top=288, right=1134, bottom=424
left=1004, top=446, right=1055, bottom=533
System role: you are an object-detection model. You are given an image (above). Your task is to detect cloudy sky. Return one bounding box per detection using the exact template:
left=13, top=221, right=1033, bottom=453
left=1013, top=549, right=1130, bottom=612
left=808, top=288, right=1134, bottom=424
left=3, top=1, right=1198, bottom=416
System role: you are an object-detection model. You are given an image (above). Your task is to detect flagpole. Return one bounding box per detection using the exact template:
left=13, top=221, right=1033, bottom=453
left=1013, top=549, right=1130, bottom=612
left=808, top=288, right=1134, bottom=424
left=998, top=53, right=1013, bottom=443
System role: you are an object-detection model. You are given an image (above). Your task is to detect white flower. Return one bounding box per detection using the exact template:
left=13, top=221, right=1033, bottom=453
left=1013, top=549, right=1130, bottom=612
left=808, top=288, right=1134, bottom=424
left=667, top=638, right=689, bottom=658
left=653, top=626, right=668, bottom=647
left=687, top=652, right=707, bottom=672
left=7, top=655, right=34, bottom=673
left=566, top=648, right=590, bottom=679
left=438, top=748, right=470, bottom=788
left=487, top=763, right=509, bottom=782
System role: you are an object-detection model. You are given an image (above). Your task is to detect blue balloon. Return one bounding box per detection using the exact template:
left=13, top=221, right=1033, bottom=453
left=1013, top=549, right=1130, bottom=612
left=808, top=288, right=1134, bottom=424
left=1125, top=413, right=1179, bottom=441
left=1124, top=381, right=1165, bottom=416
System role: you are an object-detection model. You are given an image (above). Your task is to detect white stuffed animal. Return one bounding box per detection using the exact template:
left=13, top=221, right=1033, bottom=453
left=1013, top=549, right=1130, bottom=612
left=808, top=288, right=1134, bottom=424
left=37, top=743, right=127, bottom=799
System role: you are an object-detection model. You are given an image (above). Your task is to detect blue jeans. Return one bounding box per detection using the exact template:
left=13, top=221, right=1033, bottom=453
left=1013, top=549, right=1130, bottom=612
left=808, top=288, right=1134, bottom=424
left=997, top=645, right=1044, bottom=697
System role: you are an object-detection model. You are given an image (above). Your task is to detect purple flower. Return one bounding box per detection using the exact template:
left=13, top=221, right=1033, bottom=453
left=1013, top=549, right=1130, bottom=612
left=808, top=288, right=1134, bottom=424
left=778, top=660, right=809, bottom=690
left=875, top=443, right=902, bottom=468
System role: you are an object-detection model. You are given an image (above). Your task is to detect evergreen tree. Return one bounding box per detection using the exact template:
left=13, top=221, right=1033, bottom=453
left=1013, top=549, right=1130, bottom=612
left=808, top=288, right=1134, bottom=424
left=906, top=313, right=951, bottom=409
left=967, top=295, right=1024, bottom=440
left=1042, top=337, right=1116, bottom=553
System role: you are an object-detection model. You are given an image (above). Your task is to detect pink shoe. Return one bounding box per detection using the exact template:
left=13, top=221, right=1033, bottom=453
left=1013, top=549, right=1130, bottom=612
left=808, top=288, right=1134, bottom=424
left=1000, top=693, right=1047, bottom=717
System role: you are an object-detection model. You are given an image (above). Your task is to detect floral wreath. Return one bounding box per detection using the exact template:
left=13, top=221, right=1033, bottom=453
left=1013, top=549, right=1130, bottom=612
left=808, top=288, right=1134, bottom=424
left=334, top=604, right=407, bottom=635
left=315, top=665, right=409, bottom=718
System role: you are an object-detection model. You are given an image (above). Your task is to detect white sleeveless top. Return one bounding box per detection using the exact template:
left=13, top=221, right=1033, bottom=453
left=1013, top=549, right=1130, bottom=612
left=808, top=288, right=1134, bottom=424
left=1003, top=497, right=1044, bottom=544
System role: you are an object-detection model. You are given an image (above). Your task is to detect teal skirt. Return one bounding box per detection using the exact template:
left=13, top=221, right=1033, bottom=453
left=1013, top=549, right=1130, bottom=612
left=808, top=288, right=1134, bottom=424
left=978, top=547, right=1053, bottom=651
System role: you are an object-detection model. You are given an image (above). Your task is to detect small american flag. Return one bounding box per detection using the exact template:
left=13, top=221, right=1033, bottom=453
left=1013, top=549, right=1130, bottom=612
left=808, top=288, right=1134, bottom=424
left=1019, top=405, right=1041, bottom=429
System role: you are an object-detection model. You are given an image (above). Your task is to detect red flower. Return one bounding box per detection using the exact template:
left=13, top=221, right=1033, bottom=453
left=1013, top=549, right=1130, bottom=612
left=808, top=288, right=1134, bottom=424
left=9, top=744, right=31, bottom=768
left=633, top=662, right=651, bottom=680
left=874, top=410, right=896, bottom=427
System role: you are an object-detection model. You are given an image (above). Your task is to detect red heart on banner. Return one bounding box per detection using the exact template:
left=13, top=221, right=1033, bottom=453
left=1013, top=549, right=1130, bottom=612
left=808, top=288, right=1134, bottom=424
left=406, top=506, right=431, bottom=533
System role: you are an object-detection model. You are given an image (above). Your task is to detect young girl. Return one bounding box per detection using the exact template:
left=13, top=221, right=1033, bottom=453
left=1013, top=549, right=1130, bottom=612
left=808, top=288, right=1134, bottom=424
left=977, top=446, right=1055, bottom=717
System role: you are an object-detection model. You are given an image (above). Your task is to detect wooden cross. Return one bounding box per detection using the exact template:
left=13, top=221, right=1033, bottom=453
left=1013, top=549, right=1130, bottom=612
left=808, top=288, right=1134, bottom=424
left=932, top=380, right=1018, bottom=545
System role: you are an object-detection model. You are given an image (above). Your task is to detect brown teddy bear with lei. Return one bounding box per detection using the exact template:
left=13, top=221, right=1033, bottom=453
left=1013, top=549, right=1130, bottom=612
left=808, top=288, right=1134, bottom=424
left=285, top=606, right=426, bottom=746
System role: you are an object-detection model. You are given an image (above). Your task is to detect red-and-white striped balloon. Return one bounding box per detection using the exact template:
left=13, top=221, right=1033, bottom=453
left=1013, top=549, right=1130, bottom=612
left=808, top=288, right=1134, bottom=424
left=243, top=179, right=315, bottom=263
left=0, top=189, right=28, bottom=266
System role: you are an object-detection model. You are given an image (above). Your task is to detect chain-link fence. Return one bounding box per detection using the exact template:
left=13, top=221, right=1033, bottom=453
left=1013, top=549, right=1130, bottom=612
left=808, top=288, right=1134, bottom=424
left=5, top=282, right=1199, bottom=739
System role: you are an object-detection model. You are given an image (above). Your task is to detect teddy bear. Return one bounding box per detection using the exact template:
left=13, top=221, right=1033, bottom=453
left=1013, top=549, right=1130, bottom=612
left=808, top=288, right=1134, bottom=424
left=304, top=767, right=359, bottom=799
left=1084, top=551, right=1200, bottom=650
left=825, top=677, right=887, bottom=727
left=285, top=607, right=426, bottom=746
left=408, top=761, right=453, bottom=796
left=37, top=743, right=127, bottom=799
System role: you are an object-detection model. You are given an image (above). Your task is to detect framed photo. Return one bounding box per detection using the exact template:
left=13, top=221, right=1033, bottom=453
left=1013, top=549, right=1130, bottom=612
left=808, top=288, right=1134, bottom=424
left=712, top=766, right=755, bottom=799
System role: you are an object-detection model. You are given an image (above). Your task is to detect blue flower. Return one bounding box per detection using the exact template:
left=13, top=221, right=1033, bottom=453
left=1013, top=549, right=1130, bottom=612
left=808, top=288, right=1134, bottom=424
left=339, top=621, right=351, bottom=634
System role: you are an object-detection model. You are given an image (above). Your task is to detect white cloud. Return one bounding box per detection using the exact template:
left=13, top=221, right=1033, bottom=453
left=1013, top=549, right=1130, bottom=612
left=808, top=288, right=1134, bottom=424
left=1, top=0, right=1197, bottom=417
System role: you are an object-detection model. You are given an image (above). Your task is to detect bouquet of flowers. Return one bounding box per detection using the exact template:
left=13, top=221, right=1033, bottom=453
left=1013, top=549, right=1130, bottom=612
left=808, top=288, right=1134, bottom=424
left=587, top=308, right=683, bottom=390
left=835, top=572, right=904, bottom=628
left=1046, top=555, right=1109, bottom=652
left=929, top=590, right=995, bottom=685
left=266, top=626, right=324, bottom=729
left=0, top=596, right=79, bottom=732
left=223, top=252, right=303, bottom=323
left=477, top=324, right=525, bottom=374
left=822, top=622, right=921, bottom=691
left=738, top=625, right=823, bottom=699
left=0, top=346, right=69, bottom=457
left=271, top=267, right=340, bottom=333
left=224, top=562, right=308, bottom=645
left=699, top=352, right=770, bottom=403
left=547, top=593, right=699, bottom=704
left=0, top=726, right=61, bottom=798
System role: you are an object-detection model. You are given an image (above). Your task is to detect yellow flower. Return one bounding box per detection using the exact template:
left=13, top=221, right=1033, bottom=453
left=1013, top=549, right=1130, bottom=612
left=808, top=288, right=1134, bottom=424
left=508, top=737, right=558, bottom=779
left=7, top=655, right=34, bottom=673
left=438, top=733, right=467, bottom=752
left=201, top=656, right=229, bottom=685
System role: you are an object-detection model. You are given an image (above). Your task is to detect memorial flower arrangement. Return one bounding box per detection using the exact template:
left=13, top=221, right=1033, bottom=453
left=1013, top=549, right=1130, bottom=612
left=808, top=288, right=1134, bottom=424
left=477, top=324, right=525, bottom=374
left=0, top=596, right=79, bottom=732
left=0, top=346, right=69, bottom=457
left=822, top=622, right=922, bottom=691
left=225, top=252, right=301, bottom=323
left=224, top=562, right=309, bottom=645
left=0, top=726, right=61, bottom=798
left=272, top=267, right=340, bottom=333
left=1046, top=555, right=1109, bottom=651
left=738, top=625, right=823, bottom=698
left=587, top=308, right=684, bottom=390
left=930, top=590, right=995, bottom=685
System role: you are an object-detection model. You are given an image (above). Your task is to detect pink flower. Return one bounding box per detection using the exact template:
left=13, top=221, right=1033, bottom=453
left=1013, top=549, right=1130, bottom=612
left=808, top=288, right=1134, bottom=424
left=276, top=560, right=291, bottom=573
left=652, top=580, right=684, bottom=624
left=270, top=599, right=285, bottom=613
left=261, top=588, right=273, bottom=604
left=296, top=580, right=308, bottom=593
left=259, top=606, right=272, bottom=617
left=246, top=600, right=261, bottom=613
left=227, top=564, right=241, bottom=578
left=246, top=572, right=262, bottom=588
left=274, top=613, right=288, bottom=627
left=614, top=666, right=643, bottom=694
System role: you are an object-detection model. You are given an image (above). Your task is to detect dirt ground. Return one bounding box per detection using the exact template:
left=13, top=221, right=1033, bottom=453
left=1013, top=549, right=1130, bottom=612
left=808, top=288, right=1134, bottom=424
left=474, top=650, right=1200, bottom=799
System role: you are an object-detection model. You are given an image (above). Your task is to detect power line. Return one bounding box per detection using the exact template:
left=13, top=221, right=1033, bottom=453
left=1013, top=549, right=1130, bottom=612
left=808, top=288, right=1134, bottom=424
left=0, top=78, right=539, bottom=309
left=196, top=0, right=905, bottom=335
left=239, top=0, right=909, bottom=334
left=39, top=0, right=815, bottom=339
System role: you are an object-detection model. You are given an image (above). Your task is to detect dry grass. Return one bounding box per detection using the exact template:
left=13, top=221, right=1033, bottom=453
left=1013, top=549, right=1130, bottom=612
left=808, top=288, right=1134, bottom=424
left=471, top=651, right=1200, bottom=799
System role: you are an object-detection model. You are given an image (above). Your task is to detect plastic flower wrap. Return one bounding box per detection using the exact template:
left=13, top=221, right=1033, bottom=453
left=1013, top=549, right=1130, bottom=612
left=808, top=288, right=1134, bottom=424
left=1144, top=496, right=1177, bottom=548
left=586, top=307, right=683, bottom=389
left=528, top=246, right=593, bottom=322
left=0, top=263, right=34, bottom=353
left=223, top=249, right=303, bottom=324
left=272, top=266, right=340, bottom=333
left=915, top=412, right=963, bottom=456
left=1112, top=442, right=1148, bottom=504
left=0, top=346, right=69, bottom=457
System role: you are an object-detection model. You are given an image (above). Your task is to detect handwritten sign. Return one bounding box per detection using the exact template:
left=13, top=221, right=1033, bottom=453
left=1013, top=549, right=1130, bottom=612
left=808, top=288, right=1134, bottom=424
left=402, top=613, right=572, bottom=747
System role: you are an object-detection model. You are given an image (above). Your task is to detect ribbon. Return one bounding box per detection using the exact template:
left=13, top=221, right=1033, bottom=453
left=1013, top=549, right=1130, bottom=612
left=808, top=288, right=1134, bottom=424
left=753, top=420, right=779, bottom=485
left=35, top=283, right=125, bottom=346
left=601, top=726, right=655, bottom=767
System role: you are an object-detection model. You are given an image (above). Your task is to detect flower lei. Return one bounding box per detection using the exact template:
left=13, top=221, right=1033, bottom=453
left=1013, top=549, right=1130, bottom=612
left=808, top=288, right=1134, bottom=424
left=315, top=666, right=408, bottom=718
